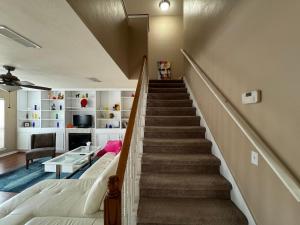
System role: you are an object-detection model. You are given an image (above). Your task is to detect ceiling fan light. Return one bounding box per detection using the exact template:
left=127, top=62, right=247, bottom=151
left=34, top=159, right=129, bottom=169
left=159, top=0, right=170, bottom=11
left=0, top=84, right=21, bottom=92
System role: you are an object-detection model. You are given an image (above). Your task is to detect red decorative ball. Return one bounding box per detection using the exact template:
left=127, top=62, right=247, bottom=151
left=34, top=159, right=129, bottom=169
left=81, top=98, right=88, bottom=108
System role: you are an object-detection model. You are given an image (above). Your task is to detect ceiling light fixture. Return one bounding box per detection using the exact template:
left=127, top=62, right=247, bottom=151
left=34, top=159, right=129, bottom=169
left=0, top=25, right=41, bottom=48
left=159, top=0, right=170, bottom=11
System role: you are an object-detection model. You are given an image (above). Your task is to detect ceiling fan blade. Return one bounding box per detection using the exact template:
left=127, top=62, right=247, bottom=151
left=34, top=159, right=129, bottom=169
left=18, top=84, right=51, bottom=91
left=15, top=80, right=35, bottom=86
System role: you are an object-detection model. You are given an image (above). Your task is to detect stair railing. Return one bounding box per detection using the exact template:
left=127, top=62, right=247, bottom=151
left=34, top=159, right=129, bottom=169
left=181, top=49, right=300, bottom=202
left=104, top=56, right=148, bottom=225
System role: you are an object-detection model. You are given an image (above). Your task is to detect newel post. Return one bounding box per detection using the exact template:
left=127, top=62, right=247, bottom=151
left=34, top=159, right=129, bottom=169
left=104, top=175, right=121, bottom=225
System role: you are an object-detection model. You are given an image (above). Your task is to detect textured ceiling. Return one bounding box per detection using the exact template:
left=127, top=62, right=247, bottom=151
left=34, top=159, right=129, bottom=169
left=0, top=0, right=137, bottom=89
left=124, top=0, right=183, bottom=16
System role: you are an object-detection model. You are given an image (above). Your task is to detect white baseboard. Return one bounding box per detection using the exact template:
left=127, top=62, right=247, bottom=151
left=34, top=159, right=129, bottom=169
left=184, top=77, right=256, bottom=225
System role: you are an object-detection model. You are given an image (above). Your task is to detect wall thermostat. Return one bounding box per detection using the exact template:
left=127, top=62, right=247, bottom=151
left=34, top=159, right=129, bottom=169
left=242, top=90, right=261, bottom=104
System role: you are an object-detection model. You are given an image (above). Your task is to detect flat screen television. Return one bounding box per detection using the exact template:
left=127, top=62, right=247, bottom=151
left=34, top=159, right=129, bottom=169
left=73, top=115, right=92, bottom=128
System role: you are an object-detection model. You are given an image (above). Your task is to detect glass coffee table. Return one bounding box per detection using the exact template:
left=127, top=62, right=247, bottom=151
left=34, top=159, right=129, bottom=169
left=43, top=146, right=100, bottom=178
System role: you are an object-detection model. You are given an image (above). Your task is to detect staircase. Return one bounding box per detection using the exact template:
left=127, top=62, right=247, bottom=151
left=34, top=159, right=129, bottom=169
left=137, top=80, right=248, bottom=225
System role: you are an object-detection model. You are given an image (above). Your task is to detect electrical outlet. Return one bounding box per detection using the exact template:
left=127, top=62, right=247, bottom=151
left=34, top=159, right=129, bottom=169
left=251, top=151, right=259, bottom=166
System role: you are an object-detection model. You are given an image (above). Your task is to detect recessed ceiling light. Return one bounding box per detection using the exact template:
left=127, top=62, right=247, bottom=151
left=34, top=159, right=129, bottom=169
left=159, top=0, right=170, bottom=11
left=0, top=25, right=41, bottom=48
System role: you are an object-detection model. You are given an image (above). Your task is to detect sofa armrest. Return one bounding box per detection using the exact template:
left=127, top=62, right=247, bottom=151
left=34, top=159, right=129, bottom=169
left=80, top=153, right=115, bottom=180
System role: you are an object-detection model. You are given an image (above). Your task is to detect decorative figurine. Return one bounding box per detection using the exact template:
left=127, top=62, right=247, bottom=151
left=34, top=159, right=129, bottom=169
left=113, top=104, right=120, bottom=111
left=57, top=93, right=64, bottom=99
left=80, top=98, right=88, bottom=108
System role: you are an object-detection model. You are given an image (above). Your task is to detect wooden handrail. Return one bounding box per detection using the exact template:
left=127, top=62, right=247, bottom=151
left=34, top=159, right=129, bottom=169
left=116, top=55, right=147, bottom=188
left=181, top=49, right=300, bottom=202
left=104, top=56, right=147, bottom=225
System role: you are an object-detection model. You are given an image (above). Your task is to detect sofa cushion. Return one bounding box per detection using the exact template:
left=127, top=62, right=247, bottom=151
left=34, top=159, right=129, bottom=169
left=25, top=217, right=103, bottom=225
left=80, top=153, right=115, bottom=180
left=84, top=154, right=120, bottom=215
left=0, top=179, right=98, bottom=220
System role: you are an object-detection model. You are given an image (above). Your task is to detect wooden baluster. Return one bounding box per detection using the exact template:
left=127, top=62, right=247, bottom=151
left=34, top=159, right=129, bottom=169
left=104, top=175, right=121, bottom=225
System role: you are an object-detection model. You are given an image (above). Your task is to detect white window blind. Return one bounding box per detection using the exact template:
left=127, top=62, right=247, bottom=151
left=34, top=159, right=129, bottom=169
left=0, top=99, right=5, bottom=149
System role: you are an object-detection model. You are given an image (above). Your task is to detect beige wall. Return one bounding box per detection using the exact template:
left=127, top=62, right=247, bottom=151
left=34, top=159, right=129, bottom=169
left=128, top=16, right=148, bottom=79
left=67, top=0, right=129, bottom=77
left=184, top=0, right=300, bottom=224
left=0, top=91, right=17, bottom=150
left=148, top=16, right=183, bottom=79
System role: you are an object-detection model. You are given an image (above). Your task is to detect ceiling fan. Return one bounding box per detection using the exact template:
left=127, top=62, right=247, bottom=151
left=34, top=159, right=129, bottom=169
left=0, top=65, right=51, bottom=92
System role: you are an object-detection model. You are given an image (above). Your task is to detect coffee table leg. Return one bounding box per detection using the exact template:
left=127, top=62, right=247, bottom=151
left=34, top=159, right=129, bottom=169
left=56, top=165, right=61, bottom=179
left=89, top=155, right=92, bottom=166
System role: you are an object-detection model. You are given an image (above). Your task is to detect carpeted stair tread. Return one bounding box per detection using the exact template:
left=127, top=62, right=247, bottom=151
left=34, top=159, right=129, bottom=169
left=148, top=88, right=187, bottom=93
left=142, top=153, right=220, bottom=174
left=149, top=83, right=185, bottom=88
left=144, top=126, right=205, bottom=139
left=144, top=131, right=205, bottom=139
left=142, top=153, right=220, bottom=166
left=143, top=145, right=211, bottom=154
left=140, top=173, right=231, bottom=194
left=149, top=80, right=183, bottom=83
left=146, top=107, right=196, bottom=116
left=147, top=99, right=193, bottom=107
left=143, top=138, right=211, bottom=147
left=147, top=93, right=190, bottom=100
left=145, top=116, right=200, bottom=126
left=137, top=198, right=248, bottom=225
left=145, top=126, right=205, bottom=132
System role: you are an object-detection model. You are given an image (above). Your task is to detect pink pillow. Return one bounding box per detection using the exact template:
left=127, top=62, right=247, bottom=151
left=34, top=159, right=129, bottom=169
left=97, top=140, right=122, bottom=157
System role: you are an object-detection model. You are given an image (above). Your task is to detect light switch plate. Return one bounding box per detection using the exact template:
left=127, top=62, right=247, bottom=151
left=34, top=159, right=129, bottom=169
left=242, top=90, right=261, bottom=104
left=251, top=151, right=259, bottom=166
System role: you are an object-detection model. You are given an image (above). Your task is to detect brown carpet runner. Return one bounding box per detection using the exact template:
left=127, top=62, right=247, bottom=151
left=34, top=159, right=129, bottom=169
left=137, top=80, right=248, bottom=225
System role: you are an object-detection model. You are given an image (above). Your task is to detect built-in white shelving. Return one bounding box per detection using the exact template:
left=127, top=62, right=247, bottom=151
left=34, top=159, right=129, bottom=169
left=121, top=91, right=135, bottom=128
left=17, top=89, right=135, bottom=129
left=17, top=89, right=135, bottom=152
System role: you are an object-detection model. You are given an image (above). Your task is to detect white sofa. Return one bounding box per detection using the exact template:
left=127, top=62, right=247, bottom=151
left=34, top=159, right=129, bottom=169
left=0, top=153, right=118, bottom=225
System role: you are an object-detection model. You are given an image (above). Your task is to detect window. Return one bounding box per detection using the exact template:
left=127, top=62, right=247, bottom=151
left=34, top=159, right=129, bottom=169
left=0, top=99, right=4, bottom=149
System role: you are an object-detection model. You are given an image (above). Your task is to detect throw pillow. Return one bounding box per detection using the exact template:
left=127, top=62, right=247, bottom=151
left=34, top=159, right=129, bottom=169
left=97, top=140, right=122, bottom=157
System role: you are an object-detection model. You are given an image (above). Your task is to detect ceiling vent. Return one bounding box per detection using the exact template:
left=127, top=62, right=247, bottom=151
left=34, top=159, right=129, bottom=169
left=87, top=77, right=102, bottom=83
left=0, top=25, right=41, bottom=48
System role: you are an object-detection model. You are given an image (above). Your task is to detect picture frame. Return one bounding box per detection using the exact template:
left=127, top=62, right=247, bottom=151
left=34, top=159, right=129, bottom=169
left=157, top=61, right=171, bottom=80
left=23, top=122, right=31, bottom=127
